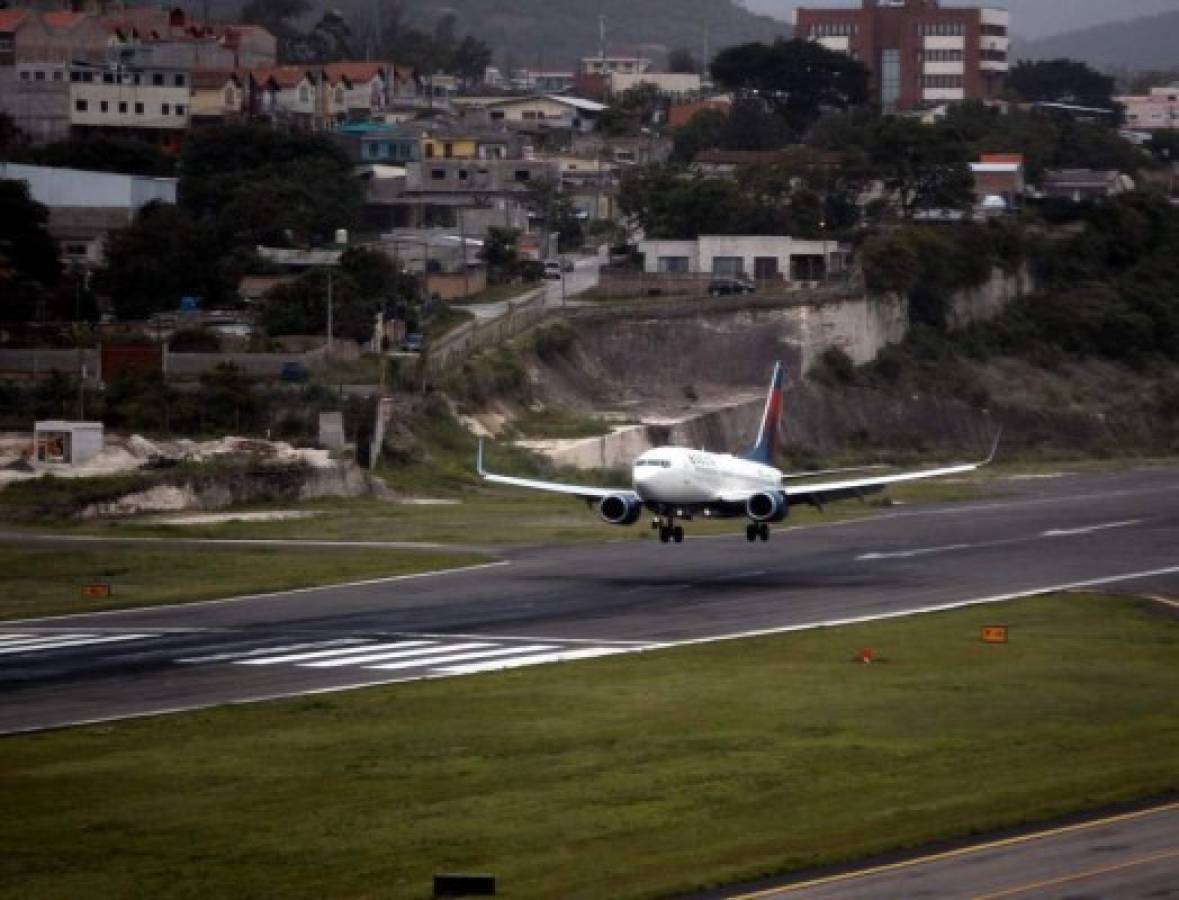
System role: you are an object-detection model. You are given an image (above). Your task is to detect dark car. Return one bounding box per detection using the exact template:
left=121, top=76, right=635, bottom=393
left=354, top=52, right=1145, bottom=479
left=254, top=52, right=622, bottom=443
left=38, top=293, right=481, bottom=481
left=400, top=333, right=424, bottom=353
left=707, top=277, right=756, bottom=297
left=280, top=362, right=309, bottom=383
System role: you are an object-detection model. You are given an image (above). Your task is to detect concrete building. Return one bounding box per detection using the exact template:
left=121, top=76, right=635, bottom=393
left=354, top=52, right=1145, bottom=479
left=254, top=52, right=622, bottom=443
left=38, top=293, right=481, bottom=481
left=639, top=235, right=847, bottom=282
left=34, top=421, right=103, bottom=465
left=1118, top=84, right=1179, bottom=132
left=970, top=153, right=1024, bottom=209
left=608, top=71, right=701, bottom=102
left=68, top=61, right=191, bottom=144
left=476, top=95, right=608, bottom=132
left=794, top=0, right=1009, bottom=110
left=579, top=56, right=652, bottom=77
left=1042, top=169, right=1135, bottom=202
left=0, top=162, right=177, bottom=267
left=189, top=70, right=244, bottom=126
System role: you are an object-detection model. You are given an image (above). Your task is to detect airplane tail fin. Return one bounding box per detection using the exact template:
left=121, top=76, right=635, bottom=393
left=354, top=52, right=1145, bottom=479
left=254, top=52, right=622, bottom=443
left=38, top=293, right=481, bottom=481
left=744, top=362, right=785, bottom=465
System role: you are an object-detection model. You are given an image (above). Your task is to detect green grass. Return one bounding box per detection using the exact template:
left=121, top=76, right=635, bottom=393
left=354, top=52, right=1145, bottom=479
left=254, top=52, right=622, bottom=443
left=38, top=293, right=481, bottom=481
left=507, top=408, right=613, bottom=439
left=0, top=544, right=488, bottom=620
left=1, top=593, right=1175, bottom=899
left=452, top=283, right=539, bottom=306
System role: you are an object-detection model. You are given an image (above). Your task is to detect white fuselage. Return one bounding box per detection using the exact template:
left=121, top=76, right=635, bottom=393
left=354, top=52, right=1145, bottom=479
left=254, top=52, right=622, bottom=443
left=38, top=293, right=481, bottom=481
left=632, top=446, right=780, bottom=506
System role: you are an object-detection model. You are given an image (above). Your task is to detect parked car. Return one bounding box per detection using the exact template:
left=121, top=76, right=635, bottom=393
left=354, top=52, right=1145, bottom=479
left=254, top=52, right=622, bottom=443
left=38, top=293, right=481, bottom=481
left=542, top=260, right=563, bottom=280
left=280, top=361, right=309, bottom=383
left=707, top=276, right=756, bottom=297
left=400, top=333, right=424, bottom=353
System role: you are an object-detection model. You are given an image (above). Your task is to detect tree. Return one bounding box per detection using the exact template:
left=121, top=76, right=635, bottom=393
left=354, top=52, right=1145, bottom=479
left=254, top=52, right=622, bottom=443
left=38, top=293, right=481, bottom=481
left=0, top=179, right=61, bottom=322
left=179, top=125, right=362, bottom=247
left=667, top=47, right=699, bottom=74
left=292, top=9, right=356, bottom=63
left=241, top=0, right=310, bottom=62
left=870, top=117, right=973, bottom=217
left=97, top=202, right=228, bottom=320
left=0, top=112, right=28, bottom=157
left=525, top=179, right=583, bottom=252
left=711, top=38, right=868, bottom=137
left=451, top=36, right=492, bottom=87
left=671, top=109, right=728, bottom=162
left=14, top=136, right=174, bottom=176
left=1008, top=59, right=1115, bottom=108
left=479, top=227, right=521, bottom=283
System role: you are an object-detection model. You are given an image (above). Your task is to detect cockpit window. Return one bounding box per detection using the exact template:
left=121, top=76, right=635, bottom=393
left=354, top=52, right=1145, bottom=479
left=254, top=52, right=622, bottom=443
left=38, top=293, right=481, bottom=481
left=636, top=459, right=671, bottom=468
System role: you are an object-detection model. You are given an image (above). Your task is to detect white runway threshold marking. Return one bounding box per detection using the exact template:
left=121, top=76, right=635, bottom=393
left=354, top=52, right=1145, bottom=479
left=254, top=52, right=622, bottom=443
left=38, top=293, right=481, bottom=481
left=1042, top=519, right=1142, bottom=537
left=0, top=632, right=153, bottom=656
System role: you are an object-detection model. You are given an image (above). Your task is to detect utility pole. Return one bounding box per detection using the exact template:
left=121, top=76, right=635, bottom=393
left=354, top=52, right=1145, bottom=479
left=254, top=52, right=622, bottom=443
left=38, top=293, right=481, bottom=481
left=459, top=207, right=470, bottom=299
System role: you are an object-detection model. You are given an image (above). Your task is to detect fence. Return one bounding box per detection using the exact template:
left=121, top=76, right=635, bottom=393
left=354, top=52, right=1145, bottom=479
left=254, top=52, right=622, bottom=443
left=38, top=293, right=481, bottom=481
left=425, top=288, right=548, bottom=373
left=595, top=269, right=851, bottom=299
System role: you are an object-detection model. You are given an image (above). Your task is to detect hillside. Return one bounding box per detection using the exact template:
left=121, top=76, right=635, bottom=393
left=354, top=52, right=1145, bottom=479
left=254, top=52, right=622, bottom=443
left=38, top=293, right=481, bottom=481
left=1014, top=10, right=1179, bottom=70
left=202, top=0, right=790, bottom=69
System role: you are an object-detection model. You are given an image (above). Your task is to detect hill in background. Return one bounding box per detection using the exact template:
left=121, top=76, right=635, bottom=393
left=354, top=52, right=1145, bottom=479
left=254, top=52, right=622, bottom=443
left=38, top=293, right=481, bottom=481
left=199, top=0, right=790, bottom=70
left=1014, top=10, right=1179, bottom=70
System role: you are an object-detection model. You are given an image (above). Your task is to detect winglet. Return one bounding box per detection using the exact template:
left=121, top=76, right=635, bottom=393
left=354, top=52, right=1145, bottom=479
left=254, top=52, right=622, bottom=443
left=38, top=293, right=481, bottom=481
left=476, top=437, right=486, bottom=476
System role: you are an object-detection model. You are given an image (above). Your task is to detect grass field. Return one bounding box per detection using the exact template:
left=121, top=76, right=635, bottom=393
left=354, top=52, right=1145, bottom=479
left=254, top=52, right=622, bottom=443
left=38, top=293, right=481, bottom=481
left=0, top=545, right=488, bottom=620
left=1, top=592, right=1175, bottom=899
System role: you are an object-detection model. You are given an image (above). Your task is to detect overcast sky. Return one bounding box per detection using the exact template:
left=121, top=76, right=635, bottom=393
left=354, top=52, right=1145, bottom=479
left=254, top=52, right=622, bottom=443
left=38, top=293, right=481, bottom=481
left=740, top=1, right=1179, bottom=40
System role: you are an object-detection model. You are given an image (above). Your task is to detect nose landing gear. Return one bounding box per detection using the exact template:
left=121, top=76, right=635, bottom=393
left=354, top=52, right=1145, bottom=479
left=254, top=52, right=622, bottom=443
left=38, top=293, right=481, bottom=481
left=746, top=522, right=770, bottom=542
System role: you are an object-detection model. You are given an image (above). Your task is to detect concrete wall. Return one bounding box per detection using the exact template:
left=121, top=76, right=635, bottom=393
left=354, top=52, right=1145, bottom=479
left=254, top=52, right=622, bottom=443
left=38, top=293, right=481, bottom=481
left=0, top=163, right=177, bottom=209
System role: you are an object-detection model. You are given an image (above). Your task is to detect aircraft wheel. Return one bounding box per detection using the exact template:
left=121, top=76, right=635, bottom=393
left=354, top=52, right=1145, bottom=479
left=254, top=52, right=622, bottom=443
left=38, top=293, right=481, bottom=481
left=672, top=526, right=684, bottom=543
left=659, top=526, right=671, bottom=544
left=759, top=523, right=770, bottom=542
left=746, top=523, right=757, bottom=542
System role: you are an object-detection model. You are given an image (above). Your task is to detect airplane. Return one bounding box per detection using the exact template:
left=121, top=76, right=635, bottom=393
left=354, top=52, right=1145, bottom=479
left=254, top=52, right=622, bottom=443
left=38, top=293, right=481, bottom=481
left=477, top=362, right=999, bottom=544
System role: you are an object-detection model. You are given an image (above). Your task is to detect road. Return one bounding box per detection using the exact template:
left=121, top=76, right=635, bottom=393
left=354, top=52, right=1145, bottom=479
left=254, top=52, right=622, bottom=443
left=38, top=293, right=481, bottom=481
left=717, top=801, right=1179, bottom=900
left=465, top=254, right=602, bottom=321
left=1, top=465, right=1177, bottom=736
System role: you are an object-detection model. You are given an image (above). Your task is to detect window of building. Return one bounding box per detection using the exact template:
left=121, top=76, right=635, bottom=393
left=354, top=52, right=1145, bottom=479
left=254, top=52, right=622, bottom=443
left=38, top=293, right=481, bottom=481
left=711, top=256, right=743, bottom=276
left=132, top=73, right=140, bottom=85
left=657, top=256, right=689, bottom=273
left=152, top=73, right=164, bottom=86
left=175, top=104, right=185, bottom=116
left=100, top=100, right=108, bottom=112
left=19, top=70, right=30, bottom=81
left=489, top=109, right=505, bottom=120
left=103, top=72, right=114, bottom=83
left=298, top=85, right=310, bottom=102
left=64, top=243, right=88, bottom=256
left=514, top=169, right=531, bottom=182
left=431, top=168, right=445, bottom=180
left=52, top=70, right=62, bottom=81
left=74, top=99, right=88, bottom=112
left=34, top=70, right=45, bottom=81
left=443, top=142, right=453, bottom=158
left=425, top=143, right=435, bottom=158
left=0, top=37, right=13, bottom=51
left=880, top=48, right=901, bottom=109
left=119, top=101, right=127, bottom=113
left=69, top=70, right=80, bottom=82
left=82, top=71, right=93, bottom=83
left=458, top=168, right=468, bottom=180
left=224, top=86, right=235, bottom=105
left=754, top=257, right=779, bottom=280
left=522, top=110, right=537, bottom=120
left=174, top=73, right=185, bottom=86
left=135, top=102, right=144, bottom=115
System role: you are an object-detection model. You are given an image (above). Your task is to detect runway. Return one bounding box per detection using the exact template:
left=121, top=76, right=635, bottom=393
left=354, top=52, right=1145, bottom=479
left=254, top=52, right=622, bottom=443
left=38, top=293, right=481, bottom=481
left=1, top=465, right=1177, bottom=736
left=719, top=801, right=1179, bottom=899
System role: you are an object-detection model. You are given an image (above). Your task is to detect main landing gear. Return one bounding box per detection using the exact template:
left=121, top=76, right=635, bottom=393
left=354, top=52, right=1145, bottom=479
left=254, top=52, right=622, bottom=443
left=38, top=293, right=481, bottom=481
left=746, top=522, right=770, bottom=543
left=652, top=517, right=684, bottom=543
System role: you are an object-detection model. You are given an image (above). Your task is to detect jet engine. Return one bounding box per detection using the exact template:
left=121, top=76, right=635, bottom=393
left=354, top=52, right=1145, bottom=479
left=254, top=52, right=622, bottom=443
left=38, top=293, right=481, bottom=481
left=746, top=491, right=788, bottom=523
left=598, top=494, right=644, bottom=526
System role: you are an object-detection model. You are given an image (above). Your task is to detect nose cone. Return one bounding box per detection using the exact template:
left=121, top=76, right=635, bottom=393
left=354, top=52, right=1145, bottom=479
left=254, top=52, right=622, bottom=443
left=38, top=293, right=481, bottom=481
left=632, top=464, right=656, bottom=496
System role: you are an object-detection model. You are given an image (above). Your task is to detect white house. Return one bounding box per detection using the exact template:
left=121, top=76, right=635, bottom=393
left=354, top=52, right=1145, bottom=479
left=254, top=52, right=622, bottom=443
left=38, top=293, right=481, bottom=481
left=478, top=95, right=608, bottom=132
left=639, top=235, right=847, bottom=282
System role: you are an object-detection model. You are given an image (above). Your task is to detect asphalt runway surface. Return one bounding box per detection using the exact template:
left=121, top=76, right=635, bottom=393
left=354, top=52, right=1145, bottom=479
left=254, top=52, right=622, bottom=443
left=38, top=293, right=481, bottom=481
left=2, top=465, right=1178, bottom=738
left=719, top=801, right=1179, bottom=899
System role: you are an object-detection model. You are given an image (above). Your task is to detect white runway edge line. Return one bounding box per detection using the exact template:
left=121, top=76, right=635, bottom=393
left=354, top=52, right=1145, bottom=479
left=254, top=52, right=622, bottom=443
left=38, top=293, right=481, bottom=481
left=1043, top=519, right=1142, bottom=537
left=643, top=563, right=1179, bottom=654
left=3, top=560, right=511, bottom=625
left=0, top=633, right=152, bottom=656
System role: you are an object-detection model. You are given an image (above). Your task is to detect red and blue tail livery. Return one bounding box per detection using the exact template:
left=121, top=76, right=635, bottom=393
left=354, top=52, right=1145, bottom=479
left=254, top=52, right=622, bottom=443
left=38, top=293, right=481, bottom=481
left=744, top=361, right=785, bottom=465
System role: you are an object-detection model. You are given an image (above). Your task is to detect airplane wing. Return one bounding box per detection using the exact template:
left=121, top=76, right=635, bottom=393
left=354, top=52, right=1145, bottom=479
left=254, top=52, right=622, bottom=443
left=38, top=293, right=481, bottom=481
left=476, top=439, right=636, bottom=502
left=780, top=464, right=886, bottom=481
left=781, top=431, right=1001, bottom=508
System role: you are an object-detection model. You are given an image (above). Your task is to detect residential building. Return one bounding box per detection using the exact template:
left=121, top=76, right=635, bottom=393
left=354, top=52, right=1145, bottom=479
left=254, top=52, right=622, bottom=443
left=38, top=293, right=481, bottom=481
left=473, top=95, right=608, bottom=133
left=579, top=56, right=652, bottom=77
left=517, top=70, right=576, bottom=94
left=571, top=132, right=672, bottom=167
left=250, top=66, right=328, bottom=129
left=1117, top=84, right=1179, bottom=132
left=1042, top=169, right=1135, bottom=203
left=639, top=235, right=848, bottom=282
left=668, top=96, right=732, bottom=130
left=609, top=71, right=701, bottom=102
left=793, top=0, right=1009, bottom=110
left=322, top=62, right=388, bottom=122
left=970, top=153, right=1024, bottom=209
left=0, top=162, right=177, bottom=267
left=189, top=70, right=244, bottom=126
left=68, top=61, right=190, bottom=147
left=333, top=122, right=421, bottom=164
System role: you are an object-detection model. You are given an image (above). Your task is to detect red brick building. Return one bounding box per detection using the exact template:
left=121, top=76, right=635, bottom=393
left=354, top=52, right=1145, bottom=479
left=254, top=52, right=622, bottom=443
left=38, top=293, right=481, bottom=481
left=794, top=0, right=1009, bottom=110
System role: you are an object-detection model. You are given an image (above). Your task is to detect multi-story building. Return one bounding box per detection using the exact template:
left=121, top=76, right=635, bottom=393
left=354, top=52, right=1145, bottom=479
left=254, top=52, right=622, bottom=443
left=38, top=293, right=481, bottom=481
left=68, top=61, right=190, bottom=146
left=1118, top=84, right=1179, bottom=132
left=794, top=0, right=1009, bottom=110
